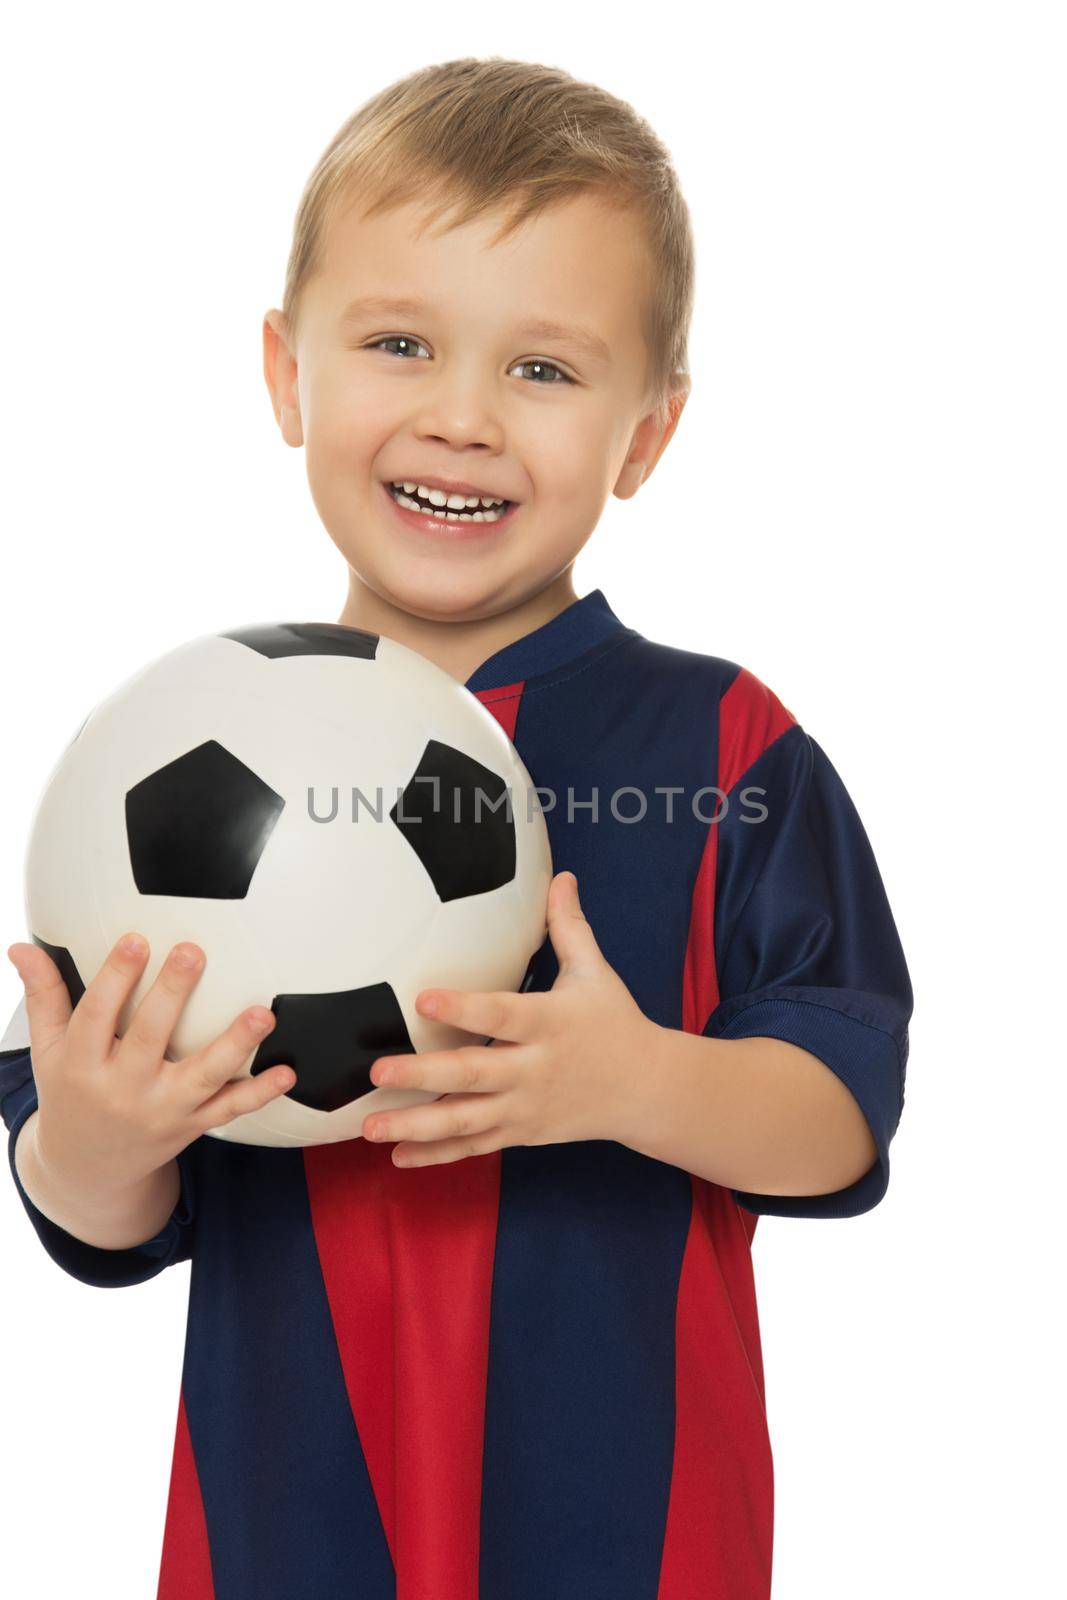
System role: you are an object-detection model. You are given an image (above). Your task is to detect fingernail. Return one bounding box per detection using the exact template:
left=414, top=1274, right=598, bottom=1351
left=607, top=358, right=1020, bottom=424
left=249, top=1010, right=274, bottom=1035
left=121, top=934, right=146, bottom=956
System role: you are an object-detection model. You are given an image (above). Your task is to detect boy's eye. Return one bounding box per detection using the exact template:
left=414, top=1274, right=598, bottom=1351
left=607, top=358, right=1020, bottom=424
left=367, top=334, right=429, bottom=361
left=364, top=336, right=574, bottom=386
left=509, top=358, right=573, bottom=386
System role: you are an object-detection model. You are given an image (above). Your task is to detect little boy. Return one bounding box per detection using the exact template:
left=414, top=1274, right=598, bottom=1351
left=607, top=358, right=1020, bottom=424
left=1, top=57, right=911, bottom=1600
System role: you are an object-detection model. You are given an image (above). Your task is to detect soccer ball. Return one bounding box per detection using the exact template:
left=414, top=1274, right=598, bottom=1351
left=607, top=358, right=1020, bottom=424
left=23, top=621, right=552, bottom=1147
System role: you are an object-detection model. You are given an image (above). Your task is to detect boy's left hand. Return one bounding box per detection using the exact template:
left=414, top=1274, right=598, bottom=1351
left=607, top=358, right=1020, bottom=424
left=361, top=871, right=659, bottom=1167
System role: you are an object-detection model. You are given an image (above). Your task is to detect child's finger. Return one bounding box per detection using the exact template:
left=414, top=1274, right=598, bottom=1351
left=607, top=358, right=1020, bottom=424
left=6, top=941, right=74, bottom=1060
left=179, top=1003, right=283, bottom=1112
left=192, top=1061, right=296, bottom=1134
left=117, top=942, right=206, bottom=1070
left=418, top=986, right=545, bottom=1043
left=65, top=934, right=151, bottom=1063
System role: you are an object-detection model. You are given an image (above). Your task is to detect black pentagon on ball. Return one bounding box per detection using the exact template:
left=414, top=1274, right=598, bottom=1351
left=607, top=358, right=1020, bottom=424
left=390, top=738, right=516, bottom=902
left=219, top=621, right=379, bottom=660
left=126, top=739, right=285, bottom=898
left=250, top=982, right=415, bottom=1112
left=31, top=937, right=86, bottom=1013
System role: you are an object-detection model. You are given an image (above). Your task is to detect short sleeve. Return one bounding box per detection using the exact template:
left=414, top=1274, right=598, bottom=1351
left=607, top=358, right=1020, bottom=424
left=704, top=720, right=912, bottom=1219
left=1, top=1044, right=196, bottom=1288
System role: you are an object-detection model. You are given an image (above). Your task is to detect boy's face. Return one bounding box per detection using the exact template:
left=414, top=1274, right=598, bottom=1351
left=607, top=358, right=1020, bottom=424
left=264, top=191, right=684, bottom=622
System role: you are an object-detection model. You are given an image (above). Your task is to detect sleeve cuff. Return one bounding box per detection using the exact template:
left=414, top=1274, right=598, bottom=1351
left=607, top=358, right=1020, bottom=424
left=704, top=994, right=907, bottom=1219
left=3, top=1055, right=196, bottom=1288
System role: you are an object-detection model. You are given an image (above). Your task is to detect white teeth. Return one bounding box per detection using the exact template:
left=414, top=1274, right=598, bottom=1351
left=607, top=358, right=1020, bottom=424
left=391, top=480, right=505, bottom=509
left=389, top=484, right=506, bottom=523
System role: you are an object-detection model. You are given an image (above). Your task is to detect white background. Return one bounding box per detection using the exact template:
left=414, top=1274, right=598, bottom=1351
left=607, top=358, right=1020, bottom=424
left=1, top=4, right=1063, bottom=1595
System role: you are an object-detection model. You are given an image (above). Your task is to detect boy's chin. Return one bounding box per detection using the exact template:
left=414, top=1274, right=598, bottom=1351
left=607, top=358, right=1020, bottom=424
left=373, top=564, right=513, bottom=625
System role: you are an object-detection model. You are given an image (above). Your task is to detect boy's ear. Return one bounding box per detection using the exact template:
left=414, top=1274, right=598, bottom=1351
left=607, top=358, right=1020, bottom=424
left=613, top=384, right=690, bottom=500
left=262, top=310, right=304, bottom=447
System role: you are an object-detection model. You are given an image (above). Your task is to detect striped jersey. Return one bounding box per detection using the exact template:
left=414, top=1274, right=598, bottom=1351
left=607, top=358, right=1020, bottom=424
left=1, top=587, right=912, bottom=1599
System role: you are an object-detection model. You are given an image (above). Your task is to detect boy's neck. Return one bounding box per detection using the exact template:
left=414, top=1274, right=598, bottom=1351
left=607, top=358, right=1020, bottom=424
left=336, top=570, right=579, bottom=684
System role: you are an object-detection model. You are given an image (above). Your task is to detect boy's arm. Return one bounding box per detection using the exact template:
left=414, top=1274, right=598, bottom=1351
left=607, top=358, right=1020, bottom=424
left=14, top=1108, right=182, bottom=1249
left=614, top=1029, right=879, bottom=1197
left=2, top=1028, right=196, bottom=1287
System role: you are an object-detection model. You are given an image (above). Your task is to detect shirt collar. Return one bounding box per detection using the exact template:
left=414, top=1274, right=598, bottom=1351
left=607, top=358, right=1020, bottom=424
left=464, top=588, right=633, bottom=693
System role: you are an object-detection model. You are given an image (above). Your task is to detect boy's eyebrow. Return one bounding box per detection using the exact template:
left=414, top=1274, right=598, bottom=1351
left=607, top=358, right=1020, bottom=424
left=338, top=294, right=611, bottom=365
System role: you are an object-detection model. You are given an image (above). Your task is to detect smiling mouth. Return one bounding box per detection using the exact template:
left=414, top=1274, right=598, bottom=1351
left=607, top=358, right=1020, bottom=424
left=383, top=480, right=516, bottom=525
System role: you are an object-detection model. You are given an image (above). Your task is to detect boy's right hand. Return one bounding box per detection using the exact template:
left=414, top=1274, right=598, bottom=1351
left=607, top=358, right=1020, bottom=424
left=5, top=934, right=295, bottom=1196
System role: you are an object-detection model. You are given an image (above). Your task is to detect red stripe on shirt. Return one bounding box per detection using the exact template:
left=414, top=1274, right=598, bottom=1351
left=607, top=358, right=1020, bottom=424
left=662, top=668, right=794, bottom=1597
left=717, top=668, right=795, bottom=799
left=304, top=680, right=525, bottom=1595
left=681, top=669, right=795, bottom=1035
left=304, top=1140, right=502, bottom=1596
left=656, top=1181, right=774, bottom=1598
left=303, top=1139, right=397, bottom=1556
left=472, top=679, right=525, bottom=742
left=156, top=1391, right=215, bottom=1600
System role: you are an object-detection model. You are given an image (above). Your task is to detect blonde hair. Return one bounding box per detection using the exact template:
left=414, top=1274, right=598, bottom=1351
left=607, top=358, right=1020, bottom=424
left=280, top=57, right=695, bottom=427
